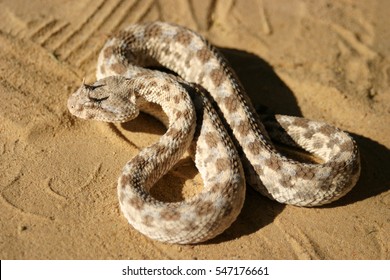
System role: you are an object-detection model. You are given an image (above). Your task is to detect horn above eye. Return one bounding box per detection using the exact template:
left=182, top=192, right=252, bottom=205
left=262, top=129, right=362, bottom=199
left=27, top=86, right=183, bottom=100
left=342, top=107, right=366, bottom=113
left=83, top=83, right=105, bottom=91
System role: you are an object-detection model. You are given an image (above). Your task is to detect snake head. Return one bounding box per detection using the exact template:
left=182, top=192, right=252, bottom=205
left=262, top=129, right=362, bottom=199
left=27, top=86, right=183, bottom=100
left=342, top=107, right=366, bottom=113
left=67, top=76, right=139, bottom=122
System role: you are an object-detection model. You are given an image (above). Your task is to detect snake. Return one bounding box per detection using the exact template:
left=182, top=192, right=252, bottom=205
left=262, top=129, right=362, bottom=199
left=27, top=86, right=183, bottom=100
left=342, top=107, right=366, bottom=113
left=67, top=22, right=360, bottom=244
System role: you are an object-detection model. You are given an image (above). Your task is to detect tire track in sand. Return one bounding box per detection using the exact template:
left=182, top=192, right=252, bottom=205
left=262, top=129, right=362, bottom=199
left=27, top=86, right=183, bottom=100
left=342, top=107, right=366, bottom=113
left=27, top=0, right=156, bottom=73
left=274, top=217, right=321, bottom=259
left=71, top=0, right=155, bottom=72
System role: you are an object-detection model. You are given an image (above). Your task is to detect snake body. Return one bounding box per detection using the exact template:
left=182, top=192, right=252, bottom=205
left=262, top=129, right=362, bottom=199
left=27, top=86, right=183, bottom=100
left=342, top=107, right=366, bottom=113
left=67, top=22, right=360, bottom=244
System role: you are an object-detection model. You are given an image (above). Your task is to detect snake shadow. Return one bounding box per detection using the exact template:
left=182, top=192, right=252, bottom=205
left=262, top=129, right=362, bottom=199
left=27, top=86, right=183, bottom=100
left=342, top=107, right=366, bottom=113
left=220, top=48, right=390, bottom=204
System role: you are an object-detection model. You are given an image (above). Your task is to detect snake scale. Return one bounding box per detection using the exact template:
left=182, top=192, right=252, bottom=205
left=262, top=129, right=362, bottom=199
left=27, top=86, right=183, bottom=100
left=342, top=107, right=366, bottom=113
left=67, top=22, right=360, bottom=244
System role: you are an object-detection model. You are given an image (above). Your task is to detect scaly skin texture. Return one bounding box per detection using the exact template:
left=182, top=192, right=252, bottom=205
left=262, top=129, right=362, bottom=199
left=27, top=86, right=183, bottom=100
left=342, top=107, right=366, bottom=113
left=67, top=22, right=360, bottom=244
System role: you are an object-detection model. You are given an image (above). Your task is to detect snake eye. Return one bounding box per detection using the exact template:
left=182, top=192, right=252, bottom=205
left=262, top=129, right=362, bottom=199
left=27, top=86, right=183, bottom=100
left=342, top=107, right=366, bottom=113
left=84, top=83, right=105, bottom=91
left=87, top=93, right=109, bottom=103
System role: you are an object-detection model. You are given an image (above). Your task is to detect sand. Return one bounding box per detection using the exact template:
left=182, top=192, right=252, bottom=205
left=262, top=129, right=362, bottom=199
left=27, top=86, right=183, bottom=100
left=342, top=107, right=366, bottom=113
left=0, top=0, right=389, bottom=260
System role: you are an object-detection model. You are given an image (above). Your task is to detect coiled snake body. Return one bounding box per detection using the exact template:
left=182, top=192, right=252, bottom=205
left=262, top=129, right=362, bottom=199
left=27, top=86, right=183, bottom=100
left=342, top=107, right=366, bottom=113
left=67, top=22, right=360, bottom=244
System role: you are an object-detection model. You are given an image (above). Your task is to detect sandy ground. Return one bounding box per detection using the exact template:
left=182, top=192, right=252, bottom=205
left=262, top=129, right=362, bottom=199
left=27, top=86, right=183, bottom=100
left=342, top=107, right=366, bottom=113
left=0, top=0, right=389, bottom=260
